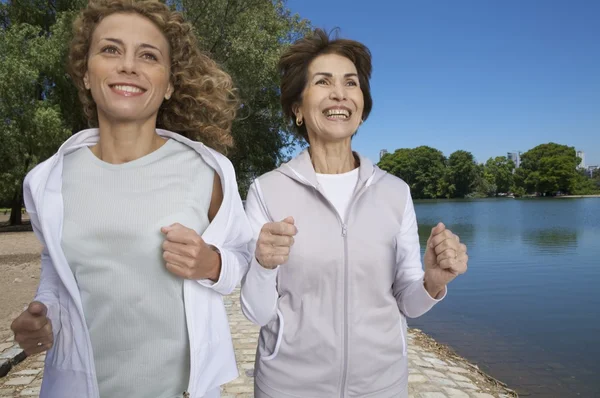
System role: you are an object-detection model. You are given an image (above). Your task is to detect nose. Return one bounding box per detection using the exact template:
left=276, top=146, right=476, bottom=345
left=117, top=52, right=137, bottom=75
left=329, top=83, right=347, bottom=101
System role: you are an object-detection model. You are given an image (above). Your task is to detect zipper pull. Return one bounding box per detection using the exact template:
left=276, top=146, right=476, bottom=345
left=341, top=224, right=347, bottom=237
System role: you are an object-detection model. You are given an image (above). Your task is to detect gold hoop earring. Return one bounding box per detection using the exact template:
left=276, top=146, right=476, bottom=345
left=296, top=118, right=303, bottom=126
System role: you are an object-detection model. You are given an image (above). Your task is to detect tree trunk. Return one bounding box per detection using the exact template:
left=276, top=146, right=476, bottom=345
left=9, top=189, right=23, bottom=226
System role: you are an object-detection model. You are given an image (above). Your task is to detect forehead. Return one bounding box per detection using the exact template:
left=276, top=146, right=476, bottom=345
left=92, top=12, right=168, bottom=48
left=308, top=53, right=358, bottom=76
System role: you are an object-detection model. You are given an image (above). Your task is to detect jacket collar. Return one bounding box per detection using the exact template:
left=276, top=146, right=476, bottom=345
left=278, top=148, right=384, bottom=188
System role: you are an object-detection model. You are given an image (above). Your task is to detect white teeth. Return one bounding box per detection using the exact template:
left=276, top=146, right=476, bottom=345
left=113, top=85, right=144, bottom=93
left=324, top=109, right=350, bottom=118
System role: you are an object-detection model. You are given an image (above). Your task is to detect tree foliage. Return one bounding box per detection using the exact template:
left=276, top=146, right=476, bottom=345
left=1, top=0, right=311, bottom=224
left=378, top=143, right=598, bottom=199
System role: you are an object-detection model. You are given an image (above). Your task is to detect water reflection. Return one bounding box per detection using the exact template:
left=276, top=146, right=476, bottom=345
left=522, top=228, right=578, bottom=254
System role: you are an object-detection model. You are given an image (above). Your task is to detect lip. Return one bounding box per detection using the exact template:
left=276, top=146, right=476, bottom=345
left=108, top=82, right=147, bottom=97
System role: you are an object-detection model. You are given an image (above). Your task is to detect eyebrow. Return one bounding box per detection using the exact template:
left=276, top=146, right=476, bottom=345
left=100, top=37, right=163, bottom=55
left=313, top=72, right=359, bottom=78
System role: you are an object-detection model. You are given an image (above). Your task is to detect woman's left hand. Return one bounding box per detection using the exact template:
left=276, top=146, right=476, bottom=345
left=161, top=223, right=221, bottom=281
left=423, top=222, right=468, bottom=297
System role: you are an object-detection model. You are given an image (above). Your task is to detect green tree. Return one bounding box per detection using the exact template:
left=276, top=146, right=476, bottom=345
left=175, top=0, right=311, bottom=195
left=379, top=146, right=447, bottom=199
left=569, top=169, right=600, bottom=195
left=1, top=0, right=312, bottom=225
left=516, top=143, right=580, bottom=195
left=484, top=156, right=515, bottom=195
left=0, top=22, right=71, bottom=225
left=446, top=150, right=478, bottom=198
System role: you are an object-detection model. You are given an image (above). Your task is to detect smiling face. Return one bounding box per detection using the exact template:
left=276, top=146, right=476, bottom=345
left=294, top=53, right=364, bottom=143
left=83, top=12, right=173, bottom=126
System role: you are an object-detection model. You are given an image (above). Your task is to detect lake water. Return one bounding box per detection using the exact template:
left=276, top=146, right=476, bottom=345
left=409, top=197, right=600, bottom=397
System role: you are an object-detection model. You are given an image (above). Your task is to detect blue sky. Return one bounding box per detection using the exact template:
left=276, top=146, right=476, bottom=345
left=286, top=0, right=600, bottom=166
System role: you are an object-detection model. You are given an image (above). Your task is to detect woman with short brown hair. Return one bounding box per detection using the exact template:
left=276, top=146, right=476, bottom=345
left=241, top=29, right=468, bottom=397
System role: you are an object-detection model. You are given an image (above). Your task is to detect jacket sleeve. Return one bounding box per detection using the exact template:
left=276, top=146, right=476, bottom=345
left=392, top=183, right=446, bottom=318
left=24, top=172, right=63, bottom=340
left=197, top=158, right=253, bottom=296
left=240, top=181, right=279, bottom=326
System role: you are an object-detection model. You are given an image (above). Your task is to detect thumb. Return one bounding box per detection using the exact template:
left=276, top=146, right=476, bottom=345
left=429, top=222, right=445, bottom=238
left=281, top=216, right=295, bottom=225
left=28, top=301, right=47, bottom=317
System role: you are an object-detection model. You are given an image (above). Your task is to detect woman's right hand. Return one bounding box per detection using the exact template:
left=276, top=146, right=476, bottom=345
left=256, top=216, right=297, bottom=269
left=11, top=301, right=54, bottom=355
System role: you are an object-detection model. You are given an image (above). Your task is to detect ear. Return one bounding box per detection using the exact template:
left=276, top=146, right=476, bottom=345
left=83, top=71, right=90, bottom=90
left=165, top=81, right=174, bottom=100
left=292, top=103, right=302, bottom=120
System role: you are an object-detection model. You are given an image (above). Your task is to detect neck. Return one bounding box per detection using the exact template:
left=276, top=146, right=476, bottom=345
left=91, top=115, right=165, bottom=164
left=308, top=136, right=356, bottom=174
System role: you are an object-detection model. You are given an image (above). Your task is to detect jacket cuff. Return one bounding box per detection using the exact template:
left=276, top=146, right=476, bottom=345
left=197, top=244, right=231, bottom=294
left=250, top=256, right=279, bottom=281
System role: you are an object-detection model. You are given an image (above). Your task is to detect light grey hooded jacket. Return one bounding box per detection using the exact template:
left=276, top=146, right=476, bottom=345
left=241, top=149, right=444, bottom=398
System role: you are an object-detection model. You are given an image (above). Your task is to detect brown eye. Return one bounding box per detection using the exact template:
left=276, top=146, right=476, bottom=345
left=142, top=53, right=158, bottom=61
left=101, top=45, right=118, bottom=54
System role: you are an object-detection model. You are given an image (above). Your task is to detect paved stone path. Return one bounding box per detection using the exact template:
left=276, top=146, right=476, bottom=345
left=0, top=289, right=517, bottom=398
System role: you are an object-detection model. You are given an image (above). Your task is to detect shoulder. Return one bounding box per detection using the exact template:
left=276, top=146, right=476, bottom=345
left=376, top=169, right=411, bottom=197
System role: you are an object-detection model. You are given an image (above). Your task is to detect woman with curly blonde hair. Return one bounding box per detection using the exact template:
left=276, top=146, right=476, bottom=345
left=10, top=1, right=252, bottom=397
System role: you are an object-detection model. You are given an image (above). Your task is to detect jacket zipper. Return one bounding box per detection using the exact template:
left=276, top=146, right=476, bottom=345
left=282, top=164, right=377, bottom=397
left=337, top=182, right=371, bottom=398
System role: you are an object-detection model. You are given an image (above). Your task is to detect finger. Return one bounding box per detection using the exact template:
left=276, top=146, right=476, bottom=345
left=459, top=243, right=467, bottom=254
left=16, top=314, right=49, bottom=333
left=429, top=229, right=455, bottom=249
left=447, top=257, right=468, bottom=274
left=27, top=302, right=47, bottom=317
left=267, top=245, right=291, bottom=257
left=164, top=227, right=203, bottom=246
left=19, top=330, right=53, bottom=350
left=163, top=251, right=193, bottom=269
left=260, top=234, right=294, bottom=247
left=162, top=241, right=200, bottom=259
left=23, top=341, right=53, bottom=356
left=436, top=248, right=458, bottom=262
left=266, top=253, right=289, bottom=265
left=281, top=216, right=295, bottom=225
left=429, top=222, right=445, bottom=238
left=438, top=257, right=460, bottom=272
left=14, top=323, right=52, bottom=343
left=264, top=222, right=297, bottom=236
left=165, top=262, right=193, bottom=279
left=432, top=238, right=458, bottom=255
left=161, top=222, right=188, bottom=234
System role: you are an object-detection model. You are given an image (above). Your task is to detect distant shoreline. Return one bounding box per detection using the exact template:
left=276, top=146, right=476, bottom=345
left=555, top=194, right=600, bottom=198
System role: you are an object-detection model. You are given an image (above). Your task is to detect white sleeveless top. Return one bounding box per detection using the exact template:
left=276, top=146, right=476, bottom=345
left=61, top=139, right=214, bottom=398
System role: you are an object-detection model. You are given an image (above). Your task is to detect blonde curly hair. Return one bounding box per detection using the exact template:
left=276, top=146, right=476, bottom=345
left=68, top=0, right=237, bottom=153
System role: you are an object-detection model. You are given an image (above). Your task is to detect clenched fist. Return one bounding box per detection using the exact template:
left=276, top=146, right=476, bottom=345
left=161, top=223, right=221, bottom=281
left=256, top=216, right=297, bottom=269
left=423, top=222, right=468, bottom=298
left=11, top=301, right=54, bottom=356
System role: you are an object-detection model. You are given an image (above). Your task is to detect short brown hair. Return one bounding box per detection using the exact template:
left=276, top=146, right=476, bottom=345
left=278, top=28, right=373, bottom=142
left=69, top=0, right=237, bottom=153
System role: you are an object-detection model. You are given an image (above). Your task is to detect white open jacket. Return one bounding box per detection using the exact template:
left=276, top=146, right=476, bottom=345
left=23, top=129, right=252, bottom=398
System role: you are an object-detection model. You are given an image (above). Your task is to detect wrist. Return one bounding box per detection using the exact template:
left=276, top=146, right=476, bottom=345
left=423, top=277, right=445, bottom=299
left=256, top=256, right=277, bottom=270
left=207, top=246, right=221, bottom=282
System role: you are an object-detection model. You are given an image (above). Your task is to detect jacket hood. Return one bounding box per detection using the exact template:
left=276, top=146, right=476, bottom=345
left=277, top=148, right=387, bottom=189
